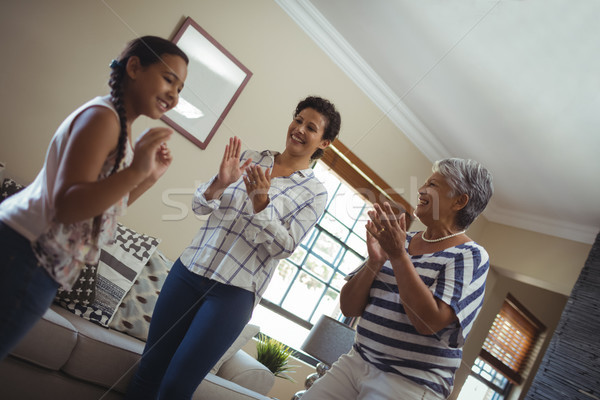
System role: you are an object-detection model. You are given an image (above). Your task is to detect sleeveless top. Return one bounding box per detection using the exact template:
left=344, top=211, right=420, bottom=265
left=0, top=96, right=133, bottom=289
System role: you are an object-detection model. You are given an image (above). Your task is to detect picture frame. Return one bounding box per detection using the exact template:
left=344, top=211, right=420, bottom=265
left=161, top=17, right=252, bottom=149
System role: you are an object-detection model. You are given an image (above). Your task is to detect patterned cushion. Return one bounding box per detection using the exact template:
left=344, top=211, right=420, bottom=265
left=0, top=178, right=25, bottom=203
left=109, top=249, right=172, bottom=341
left=55, top=224, right=160, bottom=327
left=55, top=262, right=98, bottom=306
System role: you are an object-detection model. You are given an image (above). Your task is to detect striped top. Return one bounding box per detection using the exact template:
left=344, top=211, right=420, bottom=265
left=352, top=231, right=489, bottom=398
left=180, top=150, right=328, bottom=305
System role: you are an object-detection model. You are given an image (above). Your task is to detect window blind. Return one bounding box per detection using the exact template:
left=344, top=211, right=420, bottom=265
left=479, top=294, right=545, bottom=384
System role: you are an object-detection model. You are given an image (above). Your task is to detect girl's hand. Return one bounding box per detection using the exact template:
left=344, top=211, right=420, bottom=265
left=217, top=137, right=252, bottom=187
left=365, top=202, right=407, bottom=259
left=130, top=127, right=173, bottom=180
left=243, top=164, right=271, bottom=213
left=148, top=142, right=172, bottom=182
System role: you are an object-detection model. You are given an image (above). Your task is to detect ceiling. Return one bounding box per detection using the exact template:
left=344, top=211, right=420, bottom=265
left=278, top=0, right=600, bottom=244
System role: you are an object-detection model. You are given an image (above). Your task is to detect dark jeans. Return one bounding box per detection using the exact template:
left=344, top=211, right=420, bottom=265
left=0, top=221, right=60, bottom=361
left=126, top=258, right=255, bottom=400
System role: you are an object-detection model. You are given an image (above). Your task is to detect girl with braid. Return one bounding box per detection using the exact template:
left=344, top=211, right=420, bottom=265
left=0, top=36, right=188, bottom=361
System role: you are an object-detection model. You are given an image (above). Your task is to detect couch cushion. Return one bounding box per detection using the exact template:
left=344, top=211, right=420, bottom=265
left=0, top=177, right=25, bottom=203
left=210, top=323, right=260, bottom=374
left=56, top=305, right=144, bottom=393
left=55, top=224, right=160, bottom=327
left=55, top=261, right=98, bottom=306
left=10, top=305, right=77, bottom=371
left=194, top=373, right=273, bottom=400
left=109, top=249, right=173, bottom=341
left=0, top=356, right=124, bottom=400
left=217, top=350, right=275, bottom=395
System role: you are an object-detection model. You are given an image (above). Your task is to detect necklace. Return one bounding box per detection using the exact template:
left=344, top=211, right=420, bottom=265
left=421, top=230, right=466, bottom=243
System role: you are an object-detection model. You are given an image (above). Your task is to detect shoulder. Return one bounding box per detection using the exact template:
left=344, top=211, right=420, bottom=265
left=71, top=101, right=120, bottom=137
left=70, top=96, right=118, bottom=124
left=441, top=242, right=489, bottom=273
left=458, top=241, right=489, bottom=262
left=67, top=101, right=121, bottom=153
left=297, top=172, right=328, bottom=200
left=71, top=96, right=117, bottom=122
left=72, top=97, right=120, bottom=129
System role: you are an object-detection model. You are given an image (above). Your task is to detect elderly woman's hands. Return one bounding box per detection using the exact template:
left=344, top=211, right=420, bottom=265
left=365, top=227, right=388, bottom=266
left=366, top=202, right=407, bottom=259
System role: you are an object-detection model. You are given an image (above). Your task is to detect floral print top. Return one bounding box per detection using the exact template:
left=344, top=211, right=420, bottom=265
left=31, top=142, right=133, bottom=289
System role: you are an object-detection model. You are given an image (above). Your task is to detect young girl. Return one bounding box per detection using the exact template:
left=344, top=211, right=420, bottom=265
left=127, top=96, right=342, bottom=399
left=0, top=36, right=188, bottom=361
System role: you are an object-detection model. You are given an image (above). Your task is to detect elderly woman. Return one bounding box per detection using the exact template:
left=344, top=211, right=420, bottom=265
left=301, top=158, right=493, bottom=400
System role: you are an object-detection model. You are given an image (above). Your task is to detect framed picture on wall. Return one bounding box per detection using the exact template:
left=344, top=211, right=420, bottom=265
left=161, top=17, right=252, bottom=149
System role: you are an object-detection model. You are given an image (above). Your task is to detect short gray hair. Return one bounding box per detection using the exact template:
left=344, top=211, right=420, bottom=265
left=433, top=158, right=493, bottom=229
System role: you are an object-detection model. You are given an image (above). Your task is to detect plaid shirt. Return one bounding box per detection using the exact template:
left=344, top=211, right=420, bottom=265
left=180, top=150, right=328, bottom=303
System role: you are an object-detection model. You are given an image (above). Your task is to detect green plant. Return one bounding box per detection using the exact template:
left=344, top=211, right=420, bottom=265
left=255, top=333, right=296, bottom=382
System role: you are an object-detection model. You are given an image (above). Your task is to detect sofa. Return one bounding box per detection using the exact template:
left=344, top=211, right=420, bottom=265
left=0, top=303, right=274, bottom=400
left=0, top=178, right=275, bottom=399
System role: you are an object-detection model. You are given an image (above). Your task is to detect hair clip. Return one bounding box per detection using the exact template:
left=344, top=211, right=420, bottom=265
left=109, top=59, right=123, bottom=69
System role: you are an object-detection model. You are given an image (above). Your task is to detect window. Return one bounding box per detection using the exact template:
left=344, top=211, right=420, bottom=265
left=459, top=357, right=512, bottom=400
left=458, top=294, right=546, bottom=400
left=249, top=142, right=412, bottom=350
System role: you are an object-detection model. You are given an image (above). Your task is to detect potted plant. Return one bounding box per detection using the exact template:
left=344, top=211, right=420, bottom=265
left=256, top=333, right=296, bottom=382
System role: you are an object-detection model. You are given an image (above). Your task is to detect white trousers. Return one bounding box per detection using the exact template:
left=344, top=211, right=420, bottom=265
left=300, top=348, right=444, bottom=400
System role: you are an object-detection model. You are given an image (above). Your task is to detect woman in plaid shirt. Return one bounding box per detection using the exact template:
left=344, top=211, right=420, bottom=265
left=128, top=96, right=341, bottom=399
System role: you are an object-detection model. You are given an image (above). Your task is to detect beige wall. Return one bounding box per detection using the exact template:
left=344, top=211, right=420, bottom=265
left=450, top=269, right=569, bottom=400
left=0, top=1, right=592, bottom=399
left=478, top=222, right=591, bottom=296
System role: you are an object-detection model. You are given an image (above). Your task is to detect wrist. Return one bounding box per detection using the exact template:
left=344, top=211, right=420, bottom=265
left=389, top=251, right=410, bottom=266
left=212, top=177, right=230, bottom=192
left=253, top=197, right=270, bottom=213
left=125, top=165, right=148, bottom=188
left=366, top=258, right=385, bottom=273
left=142, top=175, right=158, bottom=187
left=205, top=178, right=228, bottom=200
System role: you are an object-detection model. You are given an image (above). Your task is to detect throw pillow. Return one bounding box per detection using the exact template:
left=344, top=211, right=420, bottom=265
left=55, top=224, right=160, bottom=327
left=109, top=250, right=173, bottom=341
left=0, top=177, right=25, bottom=203
left=55, top=263, right=98, bottom=306
left=210, top=324, right=260, bottom=374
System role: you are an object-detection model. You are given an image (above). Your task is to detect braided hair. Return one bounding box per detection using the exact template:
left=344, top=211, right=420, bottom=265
left=92, top=36, right=188, bottom=237
left=108, top=60, right=128, bottom=175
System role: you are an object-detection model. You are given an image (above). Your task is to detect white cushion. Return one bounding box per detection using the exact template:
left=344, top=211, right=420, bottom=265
left=210, top=324, right=260, bottom=374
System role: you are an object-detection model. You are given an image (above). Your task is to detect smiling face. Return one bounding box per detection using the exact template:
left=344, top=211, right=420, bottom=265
left=286, top=107, right=331, bottom=160
left=126, top=53, right=188, bottom=120
left=415, top=172, right=463, bottom=224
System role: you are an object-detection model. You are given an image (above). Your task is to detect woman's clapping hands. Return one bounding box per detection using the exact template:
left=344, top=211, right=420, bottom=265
left=365, top=202, right=407, bottom=259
